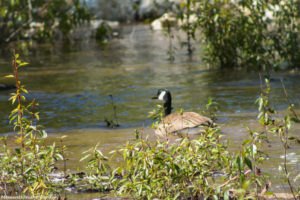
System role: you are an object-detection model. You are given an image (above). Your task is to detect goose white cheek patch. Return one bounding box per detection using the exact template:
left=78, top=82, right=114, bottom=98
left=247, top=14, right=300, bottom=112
left=158, top=91, right=166, bottom=100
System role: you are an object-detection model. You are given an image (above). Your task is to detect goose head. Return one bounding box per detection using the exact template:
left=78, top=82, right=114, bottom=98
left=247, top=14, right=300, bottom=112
left=152, top=89, right=172, bottom=116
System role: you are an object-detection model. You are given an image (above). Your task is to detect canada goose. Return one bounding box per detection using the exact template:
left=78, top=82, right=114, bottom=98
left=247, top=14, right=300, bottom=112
left=152, top=89, right=213, bottom=138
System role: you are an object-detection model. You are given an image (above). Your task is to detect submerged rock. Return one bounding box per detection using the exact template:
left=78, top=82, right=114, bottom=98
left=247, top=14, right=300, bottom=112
left=151, top=13, right=177, bottom=30
left=85, top=0, right=185, bottom=22
left=151, top=12, right=198, bottom=30
left=86, top=0, right=136, bottom=22
left=69, top=19, right=120, bottom=41
left=138, top=0, right=172, bottom=20
left=0, top=84, right=16, bottom=91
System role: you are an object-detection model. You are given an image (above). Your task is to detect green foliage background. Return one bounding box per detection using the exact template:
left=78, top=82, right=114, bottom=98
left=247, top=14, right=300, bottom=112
left=0, top=0, right=90, bottom=43
left=163, top=0, right=300, bottom=70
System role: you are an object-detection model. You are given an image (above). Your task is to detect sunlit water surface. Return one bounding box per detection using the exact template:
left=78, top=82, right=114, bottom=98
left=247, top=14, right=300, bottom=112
left=0, top=25, right=300, bottom=198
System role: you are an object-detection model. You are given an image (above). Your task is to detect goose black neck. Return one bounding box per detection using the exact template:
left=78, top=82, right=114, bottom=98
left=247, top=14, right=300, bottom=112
left=163, top=99, right=172, bottom=116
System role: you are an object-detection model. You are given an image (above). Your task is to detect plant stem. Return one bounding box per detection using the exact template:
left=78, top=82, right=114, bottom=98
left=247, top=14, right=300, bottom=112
left=186, top=0, right=192, bottom=55
left=13, top=51, right=24, bottom=149
left=60, top=138, right=67, bottom=199
left=12, top=50, right=26, bottom=188
left=27, top=0, right=33, bottom=22
left=258, top=73, right=269, bottom=139
left=31, top=99, right=35, bottom=125
left=282, top=127, right=297, bottom=200
left=167, top=21, right=174, bottom=61
left=280, top=79, right=299, bottom=121
left=110, top=95, right=119, bottom=126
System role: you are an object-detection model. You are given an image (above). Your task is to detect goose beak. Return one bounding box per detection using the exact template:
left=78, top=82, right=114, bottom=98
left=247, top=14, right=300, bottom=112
left=151, top=96, right=158, bottom=99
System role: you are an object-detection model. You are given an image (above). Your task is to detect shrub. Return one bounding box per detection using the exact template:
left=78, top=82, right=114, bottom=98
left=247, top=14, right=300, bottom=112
left=0, top=0, right=90, bottom=43
left=109, top=126, right=269, bottom=199
left=0, top=52, right=63, bottom=197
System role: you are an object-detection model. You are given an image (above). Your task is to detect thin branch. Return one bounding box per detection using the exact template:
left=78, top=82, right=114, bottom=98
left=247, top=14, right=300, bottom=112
left=5, top=1, right=50, bottom=43
left=282, top=126, right=297, bottom=200
left=219, top=170, right=251, bottom=188
left=280, top=79, right=299, bottom=121
left=5, top=20, right=32, bottom=43
left=27, top=0, right=33, bottom=22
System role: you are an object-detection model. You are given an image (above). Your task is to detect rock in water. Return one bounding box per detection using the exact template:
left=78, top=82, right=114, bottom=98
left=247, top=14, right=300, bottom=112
left=0, top=84, right=16, bottom=91
left=86, top=0, right=136, bottom=22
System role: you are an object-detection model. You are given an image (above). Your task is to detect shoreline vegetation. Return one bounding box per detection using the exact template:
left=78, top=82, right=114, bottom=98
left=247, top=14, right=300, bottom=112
left=0, top=53, right=299, bottom=199
left=1, top=0, right=300, bottom=199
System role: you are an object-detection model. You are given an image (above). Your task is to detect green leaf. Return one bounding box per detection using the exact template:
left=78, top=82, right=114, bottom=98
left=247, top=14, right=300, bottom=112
left=236, top=156, right=242, bottom=172
left=21, top=87, right=28, bottom=93
left=24, top=168, right=34, bottom=174
left=19, top=62, right=29, bottom=66
left=242, top=139, right=252, bottom=146
left=242, top=180, right=251, bottom=189
left=35, top=113, right=40, bottom=121
left=20, top=95, right=26, bottom=101
left=15, top=148, right=21, bottom=154
left=61, top=135, right=68, bottom=139
left=80, top=154, right=91, bottom=162
left=293, top=173, right=300, bottom=182
left=212, top=195, right=218, bottom=200
left=244, top=157, right=252, bottom=170
left=285, top=115, right=291, bottom=130
left=55, top=153, right=64, bottom=161
left=10, top=96, right=17, bottom=104
left=35, top=144, right=39, bottom=152
left=224, top=190, right=229, bottom=200
left=9, top=115, right=17, bottom=124
left=39, top=130, right=47, bottom=138
left=251, top=144, right=257, bottom=158
left=288, top=136, right=296, bottom=140
left=264, top=191, right=274, bottom=196
left=138, top=184, right=142, bottom=196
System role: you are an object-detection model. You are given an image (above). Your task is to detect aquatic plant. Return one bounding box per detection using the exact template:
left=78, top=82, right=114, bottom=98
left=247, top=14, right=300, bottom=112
left=165, top=19, right=176, bottom=62
left=203, top=96, right=219, bottom=121
left=95, top=22, right=112, bottom=42
left=79, top=143, right=111, bottom=192
left=104, top=94, right=120, bottom=128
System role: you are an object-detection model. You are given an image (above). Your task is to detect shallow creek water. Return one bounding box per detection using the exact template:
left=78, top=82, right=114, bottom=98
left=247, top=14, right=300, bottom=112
left=0, top=25, right=300, bottom=197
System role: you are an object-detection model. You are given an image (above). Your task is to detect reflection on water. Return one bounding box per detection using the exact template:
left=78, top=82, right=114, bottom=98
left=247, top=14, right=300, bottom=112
left=1, top=25, right=300, bottom=193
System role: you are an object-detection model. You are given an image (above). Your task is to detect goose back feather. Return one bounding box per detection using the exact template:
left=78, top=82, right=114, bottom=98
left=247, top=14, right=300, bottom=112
left=155, top=111, right=213, bottom=137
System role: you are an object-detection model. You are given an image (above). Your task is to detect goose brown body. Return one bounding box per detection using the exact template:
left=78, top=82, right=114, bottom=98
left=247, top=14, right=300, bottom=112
left=152, top=89, right=213, bottom=138
left=155, top=112, right=213, bottom=137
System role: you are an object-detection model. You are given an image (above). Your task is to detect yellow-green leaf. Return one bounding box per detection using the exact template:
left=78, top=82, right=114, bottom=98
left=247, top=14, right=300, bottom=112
left=19, top=62, right=29, bottom=66
left=21, top=87, right=28, bottom=93
left=80, top=154, right=91, bottom=162
left=61, top=135, right=68, bottom=139
left=34, top=113, right=40, bottom=121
